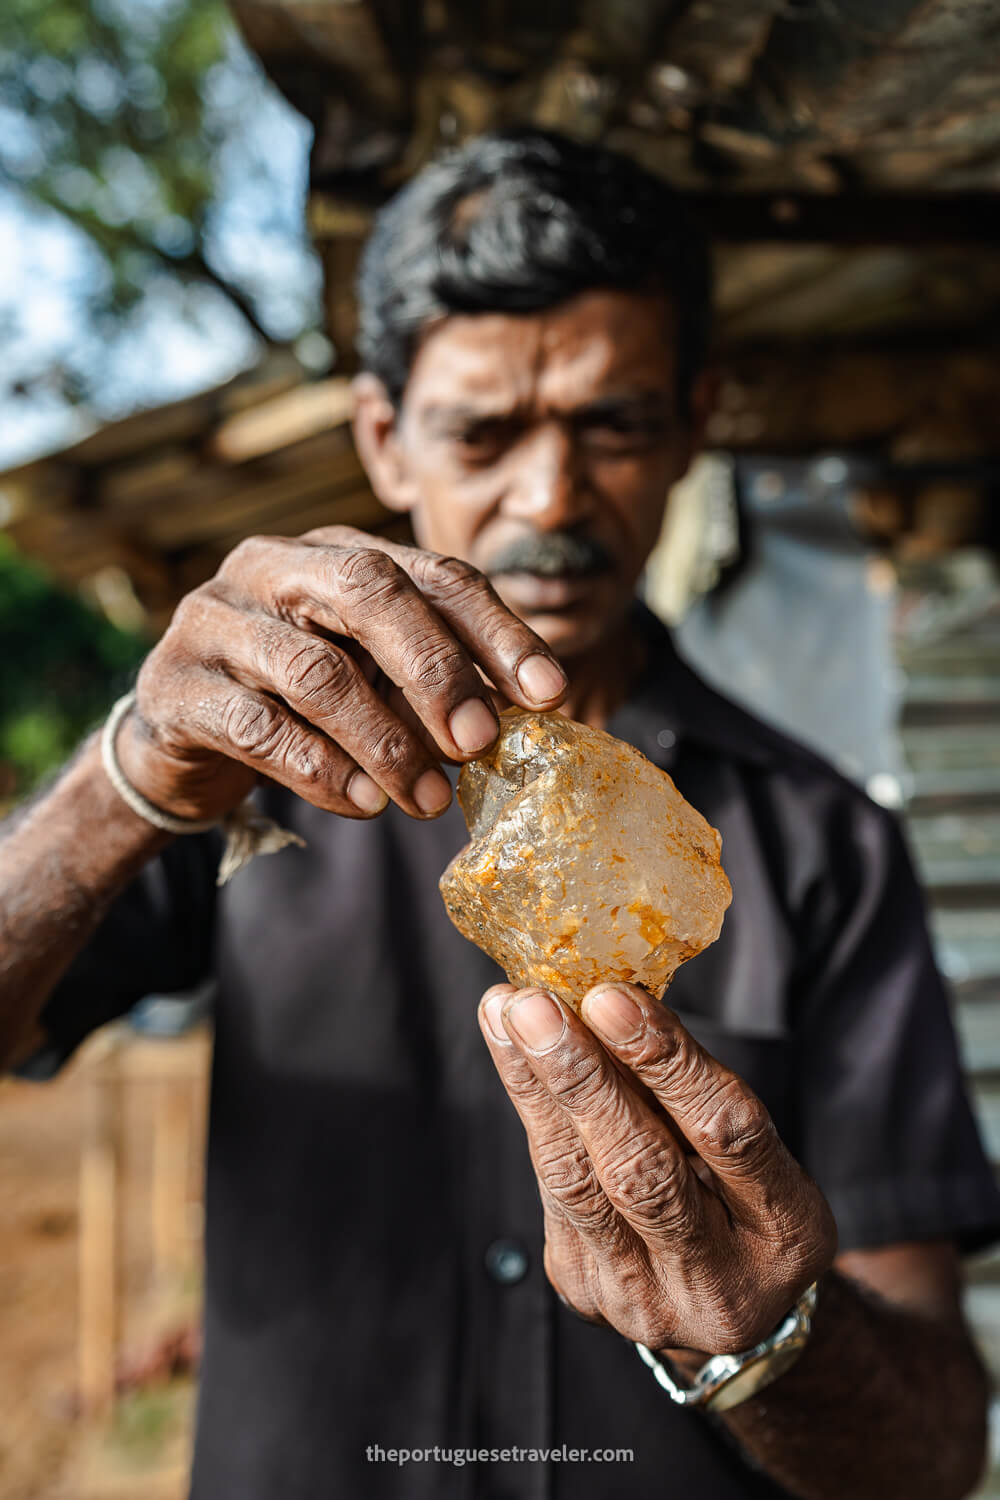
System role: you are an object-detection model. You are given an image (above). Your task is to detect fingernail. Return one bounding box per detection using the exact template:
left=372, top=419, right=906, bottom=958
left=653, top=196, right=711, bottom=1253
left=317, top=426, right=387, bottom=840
left=414, top=767, right=452, bottom=814
left=348, top=771, right=388, bottom=814
left=482, top=991, right=512, bottom=1044
left=583, top=987, right=644, bottom=1044
left=516, top=654, right=567, bottom=704
left=506, top=991, right=566, bottom=1052
left=449, top=697, right=499, bottom=754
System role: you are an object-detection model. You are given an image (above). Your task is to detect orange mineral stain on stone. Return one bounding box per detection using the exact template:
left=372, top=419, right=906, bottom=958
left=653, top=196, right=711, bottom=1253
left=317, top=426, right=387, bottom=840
left=439, top=709, right=731, bottom=1013
left=627, top=900, right=668, bottom=948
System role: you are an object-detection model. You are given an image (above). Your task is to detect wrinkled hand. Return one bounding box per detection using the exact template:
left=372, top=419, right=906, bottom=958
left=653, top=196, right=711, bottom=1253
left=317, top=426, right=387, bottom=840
left=115, top=526, right=566, bottom=824
left=479, top=982, right=837, bottom=1355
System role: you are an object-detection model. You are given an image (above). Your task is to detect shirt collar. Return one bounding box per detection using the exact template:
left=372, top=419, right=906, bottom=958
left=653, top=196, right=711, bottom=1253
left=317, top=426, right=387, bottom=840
left=608, top=601, right=777, bottom=773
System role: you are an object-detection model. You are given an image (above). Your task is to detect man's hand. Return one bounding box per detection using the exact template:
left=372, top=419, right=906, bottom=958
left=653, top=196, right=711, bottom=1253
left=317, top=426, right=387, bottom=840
left=115, top=526, right=568, bottom=824
left=479, top=980, right=837, bottom=1355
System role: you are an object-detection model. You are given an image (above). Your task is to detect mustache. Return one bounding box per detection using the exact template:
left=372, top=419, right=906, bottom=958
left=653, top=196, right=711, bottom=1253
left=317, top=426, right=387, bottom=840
left=485, top=531, right=614, bottom=579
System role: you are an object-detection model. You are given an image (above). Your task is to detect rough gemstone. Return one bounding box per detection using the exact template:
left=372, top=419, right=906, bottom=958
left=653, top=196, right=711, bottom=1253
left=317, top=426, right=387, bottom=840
left=439, top=709, right=732, bottom=1011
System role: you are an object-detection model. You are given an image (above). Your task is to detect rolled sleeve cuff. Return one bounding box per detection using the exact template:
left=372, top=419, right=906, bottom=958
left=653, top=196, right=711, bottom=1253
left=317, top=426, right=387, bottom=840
left=827, top=1172, right=1000, bottom=1256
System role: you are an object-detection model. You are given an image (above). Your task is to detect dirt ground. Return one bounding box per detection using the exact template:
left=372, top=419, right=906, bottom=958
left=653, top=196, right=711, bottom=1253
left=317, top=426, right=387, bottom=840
left=0, top=1045, right=203, bottom=1500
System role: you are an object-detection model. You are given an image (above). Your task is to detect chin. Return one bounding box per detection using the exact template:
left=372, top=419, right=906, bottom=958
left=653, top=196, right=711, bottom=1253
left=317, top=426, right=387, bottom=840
left=492, top=572, right=628, bottom=661
left=515, top=605, right=610, bottom=660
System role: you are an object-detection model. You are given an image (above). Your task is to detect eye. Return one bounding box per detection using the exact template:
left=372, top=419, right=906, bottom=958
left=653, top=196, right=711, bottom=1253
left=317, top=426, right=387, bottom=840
left=451, top=420, right=514, bottom=460
left=582, top=415, right=667, bottom=452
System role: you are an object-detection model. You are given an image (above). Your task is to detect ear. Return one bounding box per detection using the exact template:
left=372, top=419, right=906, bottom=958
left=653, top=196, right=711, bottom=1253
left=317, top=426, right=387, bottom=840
left=673, top=365, right=718, bottom=482
left=688, top=365, right=718, bottom=451
left=351, top=373, right=421, bottom=514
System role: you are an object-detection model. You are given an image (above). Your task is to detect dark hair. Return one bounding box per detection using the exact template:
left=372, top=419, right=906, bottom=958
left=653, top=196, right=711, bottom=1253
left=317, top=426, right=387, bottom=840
left=356, top=129, right=712, bottom=418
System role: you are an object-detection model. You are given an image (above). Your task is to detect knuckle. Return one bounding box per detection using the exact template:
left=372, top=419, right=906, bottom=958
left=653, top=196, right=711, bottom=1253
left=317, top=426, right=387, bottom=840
left=366, top=720, right=418, bottom=780
left=219, top=533, right=267, bottom=578
left=162, top=584, right=230, bottom=669
left=704, top=1088, right=775, bottom=1167
left=415, top=551, right=486, bottom=600
left=222, top=695, right=288, bottom=760
left=502, top=1067, right=548, bottom=1106
left=539, top=1145, right=607, bottom=1224
left=280, top=639, right=355, bottom=709
left=283, top=738, right=332, bottom=790
left=400, top=633, right=468, bottom=691
left=333, top=546, right=403, bottom=604
left=605, top=1145, right=689, bottom=1228
left=546, top=1053, right=611, bottom=1115
left=169, top=585, right=213, bottom=635
left=634, top=1022, right=702, bottom=1095
left=301, top=524, right=360, bottom=549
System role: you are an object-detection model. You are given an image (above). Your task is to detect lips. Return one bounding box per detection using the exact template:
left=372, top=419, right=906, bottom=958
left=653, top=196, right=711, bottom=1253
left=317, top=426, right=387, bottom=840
left=496, top=571, right=602, bottom=609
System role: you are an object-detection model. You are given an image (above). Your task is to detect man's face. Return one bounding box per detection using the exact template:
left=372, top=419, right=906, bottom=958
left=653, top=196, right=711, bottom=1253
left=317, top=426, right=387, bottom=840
left=354, top=289, right=704, bottom=658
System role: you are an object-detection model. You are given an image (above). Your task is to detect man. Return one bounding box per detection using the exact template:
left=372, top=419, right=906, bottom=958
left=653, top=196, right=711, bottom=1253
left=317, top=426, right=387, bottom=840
left=1, top=131, right=997, bottom=1499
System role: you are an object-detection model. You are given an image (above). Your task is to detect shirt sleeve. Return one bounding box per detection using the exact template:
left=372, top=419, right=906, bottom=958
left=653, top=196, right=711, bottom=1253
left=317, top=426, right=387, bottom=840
left=791, top=791, right=1000, bottom=1255
left=16, top=831, right=221, bottom=1079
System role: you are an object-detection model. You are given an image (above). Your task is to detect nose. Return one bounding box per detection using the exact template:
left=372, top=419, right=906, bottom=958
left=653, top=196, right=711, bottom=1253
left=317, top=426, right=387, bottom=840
left=505, top=421, right=592, bottom=531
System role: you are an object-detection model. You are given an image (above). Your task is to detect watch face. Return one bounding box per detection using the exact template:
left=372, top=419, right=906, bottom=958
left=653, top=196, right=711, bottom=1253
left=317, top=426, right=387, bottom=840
left=706, top=1341, right=807, bottom=1413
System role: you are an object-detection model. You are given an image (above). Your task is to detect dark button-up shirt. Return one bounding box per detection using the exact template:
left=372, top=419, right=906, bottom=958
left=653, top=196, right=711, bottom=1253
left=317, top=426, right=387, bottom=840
left=35, top=605, right=1000, bottom=1499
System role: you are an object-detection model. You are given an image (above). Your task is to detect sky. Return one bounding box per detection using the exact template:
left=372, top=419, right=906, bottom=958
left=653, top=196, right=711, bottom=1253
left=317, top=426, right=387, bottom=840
left=0, top=19, right=322, bottom=469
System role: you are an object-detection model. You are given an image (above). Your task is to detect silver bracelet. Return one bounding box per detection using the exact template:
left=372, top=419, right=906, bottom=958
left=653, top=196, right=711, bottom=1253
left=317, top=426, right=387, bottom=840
left=100, top=691, right=306, bottom=887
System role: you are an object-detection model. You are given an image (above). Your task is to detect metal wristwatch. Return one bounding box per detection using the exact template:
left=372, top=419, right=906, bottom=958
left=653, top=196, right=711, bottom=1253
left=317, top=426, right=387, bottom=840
left=635, top=1282, right=819, bottom=1413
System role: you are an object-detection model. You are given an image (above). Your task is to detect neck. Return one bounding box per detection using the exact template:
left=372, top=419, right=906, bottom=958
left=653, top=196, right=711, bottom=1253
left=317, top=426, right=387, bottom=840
left=558, top=615, right=647, bottom=730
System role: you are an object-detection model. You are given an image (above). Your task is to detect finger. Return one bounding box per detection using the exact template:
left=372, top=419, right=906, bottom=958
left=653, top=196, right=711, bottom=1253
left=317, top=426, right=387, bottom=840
left=497, top=987, right=706, bottom=1247
left=190, top=584, right=452, bottom=818
left=299, top=527, right=568, bottom=709
left=373, top=679, right=510, bottom=763
left=581, top=984, right=798, bottom=1230
left=478, top=986, right=620, bottom=1240
left=219, top=532, right=503, bottom=764
left=157, top=665, right=386, bottom=818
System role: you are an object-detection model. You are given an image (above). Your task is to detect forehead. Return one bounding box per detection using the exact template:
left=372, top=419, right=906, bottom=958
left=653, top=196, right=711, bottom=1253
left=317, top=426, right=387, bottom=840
left=403, top=288, right=678, bottom=414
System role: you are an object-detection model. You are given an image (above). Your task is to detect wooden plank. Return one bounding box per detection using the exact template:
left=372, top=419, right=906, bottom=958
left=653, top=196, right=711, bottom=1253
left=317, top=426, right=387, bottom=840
left=96, top=425, right=360, bottom=518
left=62, top=363, right=305, bottom=468
left=101, top=450, right=201, bottom=511
left=142, top=451, right=369, bottom=548
left=0, top=458, right=77, bottom=523
left=705, top=346, right=1000, bottom=452
left=151, top=1080, right=194, bottom=1288
left=754, top=0, right=1000, bottom=140
left=954, top=999, right=1000, bottom=1075
left=78, top=1038, right=125, bottom=1421
left=932, top=910, right=1000, bottom=988
left=688, top=191, right=1000, bottom=245
left=102, top=1026, right=211, bottom=1084
left=969, top=1075, right=1000, bottom=1162
left=209, top=378, right=354, bottom=464
left=67, top=392, right=227, bottom=469
left=214, top=487, right=389, bottom=552
left=909, top=770, right=1000, bottom=814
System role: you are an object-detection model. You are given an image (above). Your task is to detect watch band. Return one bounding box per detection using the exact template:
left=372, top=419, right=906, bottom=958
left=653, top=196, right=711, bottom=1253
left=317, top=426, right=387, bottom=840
left=635, top=1281, right=819, bottom=1413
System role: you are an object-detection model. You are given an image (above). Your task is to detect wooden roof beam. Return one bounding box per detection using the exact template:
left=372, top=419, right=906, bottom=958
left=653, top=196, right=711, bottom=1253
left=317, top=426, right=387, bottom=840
left=690, top=190, right=1000, bottom=243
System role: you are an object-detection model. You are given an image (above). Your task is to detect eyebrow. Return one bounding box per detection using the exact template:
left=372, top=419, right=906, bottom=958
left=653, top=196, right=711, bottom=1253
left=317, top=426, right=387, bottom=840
left=421, top=390, right=670, bottom=431
left=421, top=403, right=521, bottom=431
left=570, top=393, right=669, bottom=424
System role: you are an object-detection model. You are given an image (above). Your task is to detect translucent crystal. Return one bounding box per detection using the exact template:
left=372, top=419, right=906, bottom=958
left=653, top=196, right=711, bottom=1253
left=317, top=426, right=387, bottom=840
left=439, top=710, right=732, bottom=1012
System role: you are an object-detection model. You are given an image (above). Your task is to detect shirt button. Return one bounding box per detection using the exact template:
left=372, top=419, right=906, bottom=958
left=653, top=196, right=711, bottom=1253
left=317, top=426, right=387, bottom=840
left=484, top=1238, right=529, bottom=1286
